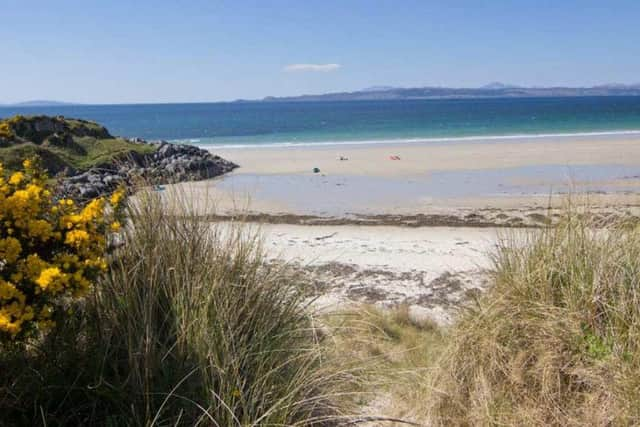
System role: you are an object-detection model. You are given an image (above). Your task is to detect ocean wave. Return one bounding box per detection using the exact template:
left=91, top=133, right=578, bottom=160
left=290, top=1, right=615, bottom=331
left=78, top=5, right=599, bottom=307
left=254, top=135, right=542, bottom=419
left=171, top=138, right=202, bottom=144
left=168, top=129, right=640, bottom=150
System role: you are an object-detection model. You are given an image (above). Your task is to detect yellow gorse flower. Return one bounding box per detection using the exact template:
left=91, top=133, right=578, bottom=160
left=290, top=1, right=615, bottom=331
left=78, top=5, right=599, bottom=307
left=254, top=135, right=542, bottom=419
left=109, top=188, right=125, bottom=206
left=65, top=229, right=90, bottom=246
left=8, top=172, right=24, bottom=186
left=35, top=267, right=67, bottom=293
left=0, top=158, right=125, bottom=339
left=0, top=122, right=13, bottom=139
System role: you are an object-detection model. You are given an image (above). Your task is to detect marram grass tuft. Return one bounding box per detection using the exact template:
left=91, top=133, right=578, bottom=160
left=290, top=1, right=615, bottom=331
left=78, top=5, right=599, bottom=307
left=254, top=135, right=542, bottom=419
left=426, top=208, right=640, bottom=426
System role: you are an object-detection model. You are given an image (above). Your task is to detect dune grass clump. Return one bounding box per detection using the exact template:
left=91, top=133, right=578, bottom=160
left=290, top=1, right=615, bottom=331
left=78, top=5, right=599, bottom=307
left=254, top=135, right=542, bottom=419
left=427, top=212, right=640, bottom=425
left=0, top=189, right=351, bottom=426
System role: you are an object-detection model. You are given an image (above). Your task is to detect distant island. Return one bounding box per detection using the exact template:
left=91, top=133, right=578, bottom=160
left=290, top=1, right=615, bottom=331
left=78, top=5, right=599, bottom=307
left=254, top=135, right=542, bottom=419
left=3, top=100, right=79, bottom=107
left=253, top=82, right=640, bottom=102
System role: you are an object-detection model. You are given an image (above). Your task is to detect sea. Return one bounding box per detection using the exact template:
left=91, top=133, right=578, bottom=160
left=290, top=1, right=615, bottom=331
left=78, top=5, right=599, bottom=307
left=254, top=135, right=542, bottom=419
left=1, top=96, right=640, bottom=148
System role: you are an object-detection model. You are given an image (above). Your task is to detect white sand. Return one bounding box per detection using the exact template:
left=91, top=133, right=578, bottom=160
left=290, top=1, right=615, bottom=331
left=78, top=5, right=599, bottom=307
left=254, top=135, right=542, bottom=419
left=261, top=224, right=496, bottom=270
left=257, top=223, right=504, bottom=324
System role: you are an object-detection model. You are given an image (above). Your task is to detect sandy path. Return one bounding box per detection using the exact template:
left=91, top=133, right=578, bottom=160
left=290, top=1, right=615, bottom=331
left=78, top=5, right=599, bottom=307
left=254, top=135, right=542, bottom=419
left=258, top=224, right=503, bottom=324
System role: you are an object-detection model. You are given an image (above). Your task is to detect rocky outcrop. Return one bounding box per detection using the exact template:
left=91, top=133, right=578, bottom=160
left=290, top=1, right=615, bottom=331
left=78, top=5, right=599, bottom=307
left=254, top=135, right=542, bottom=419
left=0, top=115, right=238, bottom=199
left=59, top=140, right=238, bottom=200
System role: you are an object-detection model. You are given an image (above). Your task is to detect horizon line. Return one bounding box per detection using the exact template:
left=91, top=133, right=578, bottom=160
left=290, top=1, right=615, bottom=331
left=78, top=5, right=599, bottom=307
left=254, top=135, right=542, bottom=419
left=3, top=81, right=640, bottom=106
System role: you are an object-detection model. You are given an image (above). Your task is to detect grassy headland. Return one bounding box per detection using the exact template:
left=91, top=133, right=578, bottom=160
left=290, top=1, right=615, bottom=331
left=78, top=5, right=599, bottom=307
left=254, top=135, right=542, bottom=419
left=0, top=115, right=154, bottom=174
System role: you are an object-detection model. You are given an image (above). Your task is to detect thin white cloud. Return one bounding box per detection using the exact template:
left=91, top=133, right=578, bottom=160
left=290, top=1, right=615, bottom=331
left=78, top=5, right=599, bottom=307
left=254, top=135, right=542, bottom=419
left=283, top=63, right=341, bottom=73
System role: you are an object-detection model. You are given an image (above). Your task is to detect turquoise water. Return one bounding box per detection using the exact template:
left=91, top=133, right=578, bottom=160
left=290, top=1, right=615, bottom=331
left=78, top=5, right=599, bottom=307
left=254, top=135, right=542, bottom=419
left=1, top=97, right=640, bottom=147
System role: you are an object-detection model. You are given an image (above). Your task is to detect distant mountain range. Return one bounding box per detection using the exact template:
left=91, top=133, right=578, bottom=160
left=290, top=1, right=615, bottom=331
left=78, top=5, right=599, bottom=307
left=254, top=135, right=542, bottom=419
left=256, top=82, right=640, bottom=102
left=2, top=100, right=78, bottom=107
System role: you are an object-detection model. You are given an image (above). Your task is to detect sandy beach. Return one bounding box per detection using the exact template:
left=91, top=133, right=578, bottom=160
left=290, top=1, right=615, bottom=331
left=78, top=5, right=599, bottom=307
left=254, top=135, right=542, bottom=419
left=214, top=134, right=640, bottom=176
left=259, top=223, right=500, bottom=324
left=162, top=134, right=640, bottom=224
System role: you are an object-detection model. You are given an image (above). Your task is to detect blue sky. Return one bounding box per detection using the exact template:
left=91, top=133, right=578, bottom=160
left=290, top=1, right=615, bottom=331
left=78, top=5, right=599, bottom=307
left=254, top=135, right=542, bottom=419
left=2, top=0, right=639, bottom=104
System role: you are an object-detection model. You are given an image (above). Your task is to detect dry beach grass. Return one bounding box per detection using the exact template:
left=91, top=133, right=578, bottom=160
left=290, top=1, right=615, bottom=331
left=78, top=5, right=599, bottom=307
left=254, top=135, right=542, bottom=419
left=0, top=188, right=358, bottom=426
left=424, top=208, right=640, bottom=425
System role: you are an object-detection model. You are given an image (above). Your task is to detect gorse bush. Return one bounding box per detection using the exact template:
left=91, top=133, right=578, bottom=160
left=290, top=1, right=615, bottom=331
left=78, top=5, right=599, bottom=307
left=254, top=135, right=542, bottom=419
left=427, top=212, right=640, bottom=426
left=0, top=116, right=31, bottom=141
left=0, top=116, right=24, bottom=140
left=0, top=122, right=13, bottom=140
left=0, top=159, right=123, bottom=339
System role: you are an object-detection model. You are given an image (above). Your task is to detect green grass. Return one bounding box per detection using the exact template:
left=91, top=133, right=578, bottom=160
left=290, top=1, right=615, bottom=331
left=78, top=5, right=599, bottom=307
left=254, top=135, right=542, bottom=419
left=0, top=137, right=154, bottom=174
left=0, top=115, right=156, bottom=174
left=64, top=118, right=110, bottom=135
left=0, top=143, right=69, bottom=173
left=49, top=137, right=154, bottom=170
